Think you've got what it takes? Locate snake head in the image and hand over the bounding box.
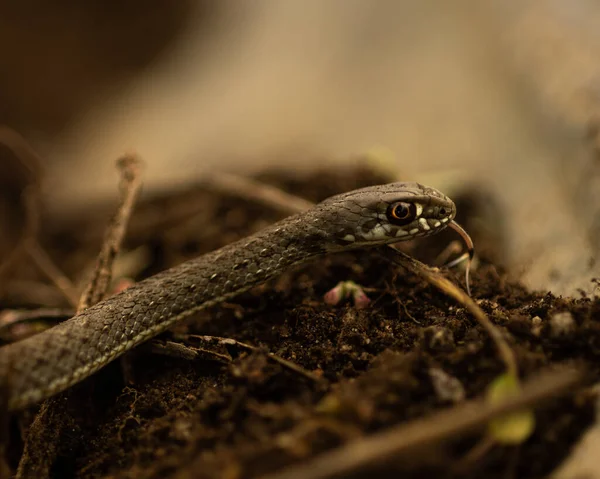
[320,182,456,250]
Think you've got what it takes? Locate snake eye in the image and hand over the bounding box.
[387,202,417,225]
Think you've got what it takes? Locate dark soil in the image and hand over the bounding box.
[3,167,599,478]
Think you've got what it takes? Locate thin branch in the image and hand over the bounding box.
[147,339,231,363]
[3,280,70,308]
[175,334,324,383]
[0,308,73,327]
[26,240,79,308]
[380,247,517,375]
[77,154,143,312]
[259,366,584,479]
[200,171,314,215]
[0,128,43,295]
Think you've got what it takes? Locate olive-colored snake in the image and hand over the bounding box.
[0,182,471,411]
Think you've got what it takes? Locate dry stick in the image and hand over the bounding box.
[10,165,79,310]
[0,127,41,178]
[0,128,42,295]
[0,188,39,288]
[77,154,143,312]
[176,334,324,383]
[260,366,584,479]
[148,339,231,362]
[380,247,518,375]
[72,171,315,246]
[201,171,315,215]
[148,337,324,383]
[3,280,71,308]
[26,240,79,308]
[0,308,73,337]
[0,129,72,344]
[0,180,75,309]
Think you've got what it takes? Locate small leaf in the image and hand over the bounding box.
[486,373,535,445]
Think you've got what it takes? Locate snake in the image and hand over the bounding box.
[0,182,472,411]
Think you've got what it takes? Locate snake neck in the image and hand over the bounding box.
[145,211,328,306]
[85,209,331,340]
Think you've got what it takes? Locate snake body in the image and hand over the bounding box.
[0,182,457,411]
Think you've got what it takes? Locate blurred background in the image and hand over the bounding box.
[1,0,600,296]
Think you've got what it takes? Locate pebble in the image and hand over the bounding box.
[429,368,465,403]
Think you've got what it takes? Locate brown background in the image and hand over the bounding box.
[1,1,599,295]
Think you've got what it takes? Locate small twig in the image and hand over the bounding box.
[26,240,79,308]
[0,127,42,178]
[380,247,517,376]
[0,308,73,337]
[398,298,420,325]
[0,125,42,258]
[67,171,315,246]
[259,366,584,479]
[454,435,496,473]
[77,154,143,312]
[200,171,314,215]
[175,334,324,383]
[0,187,41,291]
[3,280,70,308]
[0,128,42,292]
[147,339,232,363]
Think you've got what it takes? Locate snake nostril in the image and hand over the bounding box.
[440,208,447,216]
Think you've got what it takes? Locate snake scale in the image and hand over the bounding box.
[0,182,466,411]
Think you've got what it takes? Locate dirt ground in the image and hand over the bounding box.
[1,167,598,478]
